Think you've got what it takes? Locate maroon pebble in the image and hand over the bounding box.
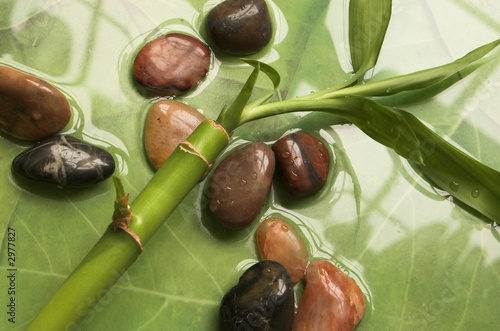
[208,142,275,230]
[272,132,330,197]
[133,33,210,96]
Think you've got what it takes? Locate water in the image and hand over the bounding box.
[2,1,499,330]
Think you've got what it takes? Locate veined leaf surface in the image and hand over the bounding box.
[0,1,499,330]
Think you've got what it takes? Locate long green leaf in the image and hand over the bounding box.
[349,0,392,78]
[320,39,500,99]
[398,110,500,223]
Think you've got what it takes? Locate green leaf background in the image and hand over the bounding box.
[1,0,499,330]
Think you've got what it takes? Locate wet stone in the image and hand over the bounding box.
[144,100,206,170]
[220,260,294,331]
[293,260,365,331]
[208,142,275,230]
[256,217,309,283]
[12,135,115,187]
[272,132,330,197]
[133,33,211,97]
[206,0,273,55]
[0,65,71,140]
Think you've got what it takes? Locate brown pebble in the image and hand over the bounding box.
[0,65,71,140]
[133,33,211,96]
[272,132,330,196]
[208,142,275,230]
[293,260,365,331]
[206,0,273,55]
[255,217,309,283]
[144,100,206,170]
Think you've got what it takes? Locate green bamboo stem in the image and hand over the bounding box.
[26,120,229,331]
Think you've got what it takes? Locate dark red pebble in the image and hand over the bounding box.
[206,0,273,55]
[272,132,330,197]
[133,33,210,97]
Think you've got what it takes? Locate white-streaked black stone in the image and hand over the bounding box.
[12,135,115,187]
[220,260,294,331]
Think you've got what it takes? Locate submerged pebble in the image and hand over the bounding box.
[208,142,275,230]
[272,132,330,196]
[12,135,115,187]
[293,260,365,331]
[144,100,206,170]
[0,65,71,140]
[255,217,308,283]
[133,33,211,96]
[220,260,294,331]
[206,0,273,55]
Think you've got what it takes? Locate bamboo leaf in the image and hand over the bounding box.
[243,59,281,109]
[322,39,500,99]
[349,0,392,78]
[216,63,260,131]
[398,110,500,223]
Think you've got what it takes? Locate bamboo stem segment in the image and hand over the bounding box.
[26,120,229,331]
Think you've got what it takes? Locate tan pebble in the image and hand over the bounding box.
[144,100,206,170]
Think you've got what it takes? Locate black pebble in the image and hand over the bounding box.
[12,135,115,187]
[220,260,294,331]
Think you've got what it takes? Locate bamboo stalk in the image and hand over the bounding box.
[25,120,229,331]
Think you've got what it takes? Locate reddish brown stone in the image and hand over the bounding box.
[144,100,206,170]
[208,142,275,230]
[255,217,308,283]
[133,33,210,96]
[272,132,330,196]
[0,65,71,140]
[293,260,365,331]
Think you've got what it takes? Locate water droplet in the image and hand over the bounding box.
[252,172,257,179]
[309,91,315,94]
[281,151,291,159]
[239,178,247,185]
[449,182,459,192]
[289,171,299,181]
[386,87,392,93]
[281,225,289,232]
[471,189,480,198]
[344,94,351,98]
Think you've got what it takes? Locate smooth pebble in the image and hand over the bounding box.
[0,65,71,140]
[12,135,115,187]
[144,100,206,170]
[133,33,210,96]
[206,0,273,55]
[272,132,330,196]
[208,142,275,229]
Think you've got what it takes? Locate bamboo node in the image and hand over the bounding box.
[111,193,143,251]
[179,141,211,168]
[209,119,230,142]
